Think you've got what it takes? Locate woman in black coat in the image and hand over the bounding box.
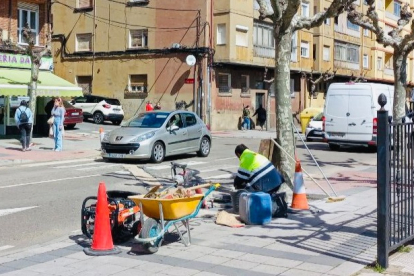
[253,105,267,131]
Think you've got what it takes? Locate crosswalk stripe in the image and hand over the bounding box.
[201,173,233,180]
[22,158,96,168]
[76,164,119,171]
[198,165,238,173]
[0,245,14,251]
[146,161,207,170]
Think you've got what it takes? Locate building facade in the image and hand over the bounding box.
[51,0,211,126]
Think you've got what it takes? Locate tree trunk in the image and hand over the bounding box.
[274,30,295,191]
[29,61,39,139]
[393,54,407,122]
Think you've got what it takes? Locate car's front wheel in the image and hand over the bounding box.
[197,136,211,157]
[150,141,165,163]
[93,112,104,124]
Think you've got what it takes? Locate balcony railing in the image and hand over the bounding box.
[253,45,274,58]
[334,60,360,70]
[385,11,399,21]
[384,68,394,76]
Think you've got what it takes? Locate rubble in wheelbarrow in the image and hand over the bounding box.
[143,183,213,200]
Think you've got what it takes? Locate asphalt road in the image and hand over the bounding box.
[0,121,377,255]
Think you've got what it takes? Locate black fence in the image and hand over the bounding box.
[377,94,414,268]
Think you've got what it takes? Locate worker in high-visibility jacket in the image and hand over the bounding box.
[233,144,284,193]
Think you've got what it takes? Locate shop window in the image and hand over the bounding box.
[17,3,39,45]
[129,29,148,49]
[76,76,92,95]
[76,33,92,52]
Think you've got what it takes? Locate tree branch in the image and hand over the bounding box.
[294,0,354,32]
[256,0,277,21]
[263,67,275,83]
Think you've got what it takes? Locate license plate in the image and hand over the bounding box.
[113,108,120,112]
[72,112,79,116]
[108,153,125,158]
[329,132,345,138]
[313,131,322,135]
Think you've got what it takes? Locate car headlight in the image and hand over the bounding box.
[131,131,156,143]
[102,133,110,142]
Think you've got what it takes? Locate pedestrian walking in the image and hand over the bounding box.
[154,102,161,110]
[14,100,33,152]
[253,104,267,131]
[146,101,154,111]
[242,105,251,130]
[51,97,65,152]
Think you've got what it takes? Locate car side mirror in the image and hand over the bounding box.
[168,125,179,132]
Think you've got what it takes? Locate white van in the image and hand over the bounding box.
[323,82,394,150]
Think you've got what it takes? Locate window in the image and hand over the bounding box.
[253,22,274,48]
[129,29,148,48]
[76,76,92,95]
[218,73,231,93]
[325,18,331,25]
[300,41,310,58]
[291,31,298,62]
[217,24,226,45]
[183,113,197,127]
[313,43,316,60]
[235,25,248,47]
[334,41,360,63]
[323,46,330,61]
[334,16,339,25]
[385,54,393,69]
[394,1,401,17]
[129,75,147,92]
[77,0,93,9]
[377,57,383,70]
[241,75,250,93]
[363,54,369,68]
[76,33,92,52]
[364,28,369,36]
[17,3,39,45]
[301,2,310,17]
[347,20,359,31]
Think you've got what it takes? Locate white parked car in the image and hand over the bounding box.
[305,112,324,142]
[71,95,124,125]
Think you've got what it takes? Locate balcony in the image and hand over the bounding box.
[384,68,394,76]
[334,60,360,70]
[253,45,274,58]
[385,11,399,21]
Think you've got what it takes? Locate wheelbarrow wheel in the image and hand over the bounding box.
[140,218,163,253]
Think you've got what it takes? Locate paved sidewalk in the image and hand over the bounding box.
[0,132,101,167]
[0,167,413,276]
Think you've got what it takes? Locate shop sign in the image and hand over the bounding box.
[0,52,53,71]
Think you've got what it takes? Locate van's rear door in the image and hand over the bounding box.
[325,89,349,139]
[346,89,374,141]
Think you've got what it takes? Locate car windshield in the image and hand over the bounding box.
[313,112,323,121]
[124,112,169,128]
[105,99,121,106]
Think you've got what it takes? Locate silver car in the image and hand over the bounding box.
[101,111,212,163]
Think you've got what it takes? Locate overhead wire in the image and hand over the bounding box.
[106,0,200,11]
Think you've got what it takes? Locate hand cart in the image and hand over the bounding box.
[128,183,220,253]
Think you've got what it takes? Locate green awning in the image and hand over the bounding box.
[0,68,83,97]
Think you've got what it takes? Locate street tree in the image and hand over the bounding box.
[20,23,51,138]
[348,0,413,122]
[256,0,354,188]
[303,69,337,99]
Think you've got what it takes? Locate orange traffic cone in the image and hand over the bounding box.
[290,159,309,211]
[99,127,105,142]
[84,182,121,256]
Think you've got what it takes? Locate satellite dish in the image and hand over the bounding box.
[186,55,196,66]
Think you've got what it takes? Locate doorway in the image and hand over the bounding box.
[255,93,265,110]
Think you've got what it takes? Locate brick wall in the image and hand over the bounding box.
[0,0,49,46]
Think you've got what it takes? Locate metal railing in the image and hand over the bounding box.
[377,94,414,268]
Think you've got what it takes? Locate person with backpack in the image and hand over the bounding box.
[242,105,251,130]
[14,100,33,152]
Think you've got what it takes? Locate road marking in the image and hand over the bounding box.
[76,164,118,171]
[21,158,96,168]
[54,162,109,169]
[146,161,206,170]
[198,165,238,173]
[0,245,14,251]
[214,157,237,161]
[0,174,101,189]
[204,173,233,180]
[0,206,38,217]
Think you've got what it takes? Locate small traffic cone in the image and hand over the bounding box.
[84,182,121,256]
[290,159,309,211]
[99,127,105,142]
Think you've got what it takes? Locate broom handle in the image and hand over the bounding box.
[186,183,212,191]
[291,123,339,197]
[271,138,332,197]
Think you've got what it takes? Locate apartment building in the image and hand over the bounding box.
[0,0,81,137]
[51,0,211,124]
